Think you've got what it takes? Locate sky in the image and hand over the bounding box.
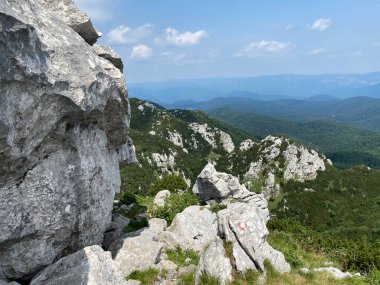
[75,0,380,83]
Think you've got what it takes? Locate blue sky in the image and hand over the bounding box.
[75,0,380,83]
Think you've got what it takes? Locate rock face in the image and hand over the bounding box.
[30,245,127,285]
[314,267,353,279]
[153,190,171,207]
[218,199,291,274]
[0,0,133,281]
[38,0,100,45]
[195,238,232,285]
[93,44,124,72]
[157,206,218,252]
[110,219,167,276]
[193,163,252,203]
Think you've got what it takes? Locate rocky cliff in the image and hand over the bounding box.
[0,0,134,282]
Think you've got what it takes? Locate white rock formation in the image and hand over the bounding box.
[0,0,134,281]
[153,190,171,207]
[151,152,176,172]
[167,131,184,148]
[239,139,257,151]
[218,200,291,274]
[262,171,281,200]
[93,44,124,72]
[38,0,100,45]
[195,238,233,285]
[284,145,326,181]
[109,219,167,276]
[157,206,218,252]
[189,123,235,153]
[193,163,252,203]
[244,160,263,180]
[314,267,353,279]
[30,246,127,285]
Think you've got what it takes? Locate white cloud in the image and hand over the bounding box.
[311,18,332,31]
[306,48,327,56]
[160,52,186,61]
[373,42,380,48]
[236,40,294,57]
[108,24,153,45]
[130,45,152,60]
[285,24,294,31]
[163,28,208,46]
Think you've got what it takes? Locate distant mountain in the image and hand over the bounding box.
[207,107,380,169]
[175,96,380,132]
[129,72,380,104]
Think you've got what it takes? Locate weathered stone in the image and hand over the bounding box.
[314,267,353,279]
[93,44,124,72]
[195,238,232,285]
[218,200,290,274]
[244,159,262,180]
[38,0,101,45]
[0,0,133,281]
[239,139,257,151]
[103,215,130,250]
[284,144,326,182]
[157,206,218,252]
[153,190,171,207]
[109,219,167,276]
[192,163,252,203]
[126,280,141,285]
[262,171,281,200]
[30,245,127,285]
[0,281,20,285]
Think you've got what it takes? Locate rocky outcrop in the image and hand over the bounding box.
[314,267,354,279]
[153,190,171,207]
[0,0,133,281]
[262,171,281,200]
[110,219,167,276]
[193,163,252,203]
[93,44,124,72]
[38,0,101,45]
[195,238,232,285]
[189,123,235,153]
[30,245,127,285]
[218,199,291,274]
[239,139,257,151]
[157,206,218,252]
[103,215,130,250]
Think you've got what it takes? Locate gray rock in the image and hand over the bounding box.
[155,260,178,272]
[195,238,232,285]
[38,0,100,45]
[299,267,310,274]
[314,267,353,279]
[178,264,197,275]
[192,163,252,203]
[93,44,124,72]
[218,200,290,274]
[158,206,218,252]
[244,160,263,180]
[153,190,171,207]
[126,280,141,285]
[103,215,130,250]
[30,245,127,285]
[0,281,21,285]
[0,0,133,281]
[262,171,281,200]
[109,219,167,276]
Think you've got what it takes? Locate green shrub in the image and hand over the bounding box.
[149,175,188,196]
[366,269,380,285]
[123,218,148,234]
[199,274,220,285]
[149,192,199,223]
[120,192,137,205]
[178,271,195,285]
[165,245,200,266]
[126,268,159,285]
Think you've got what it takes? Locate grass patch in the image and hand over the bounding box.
[199,274,220,285]
[165,245,200,266]
[126,268,159,285]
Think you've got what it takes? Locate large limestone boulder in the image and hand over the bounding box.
[218,198,290,274]
[157,206,218,252]
[193,163,252,203]
[30,245,127,285]
[0,0,133,281]
[109,219,167,276]
[153,190,171,207]
[195,238,232,285]
[38,0,101,45]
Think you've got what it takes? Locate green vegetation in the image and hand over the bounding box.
[178,271,196,285]
[126,268,159,285]
[148,192,199,224]
[209,108,380,169]
[149,174,188,196]
[198,274,220,285]
[165,245,200,266]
